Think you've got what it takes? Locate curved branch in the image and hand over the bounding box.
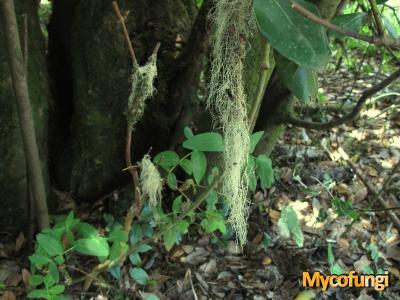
[291,0,400,49]
[284,68,400,130]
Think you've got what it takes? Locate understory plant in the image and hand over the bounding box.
[27,128,274,298]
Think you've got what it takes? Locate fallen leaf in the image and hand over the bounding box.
[15,232,24,252]
[2,290,16,300]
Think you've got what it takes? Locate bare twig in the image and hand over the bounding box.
[112,1,136,64]
[290,0,400,49]
[0,0,49,229]
[284,68,400,130]
[347,160,400,231]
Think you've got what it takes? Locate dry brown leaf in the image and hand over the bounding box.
[15,232,24,252]
[1,290,16,300]
[21,268,30,288]
[268,209,281,222]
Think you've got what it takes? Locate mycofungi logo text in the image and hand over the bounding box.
[303,271,389,291]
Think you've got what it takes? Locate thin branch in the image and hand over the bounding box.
[284,68,400,130]
[290,0,400,49]
[0,0,49,229]
[112,1,136,64]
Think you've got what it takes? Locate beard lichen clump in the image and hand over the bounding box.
[139,155,163,207]
[126,54,158,126]
[208,0,255,246]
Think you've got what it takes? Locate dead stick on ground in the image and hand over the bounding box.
[347,160,400,231]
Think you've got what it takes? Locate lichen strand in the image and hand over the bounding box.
[139,155,163,207]
[208,0,254,245]
[127,54,158,125]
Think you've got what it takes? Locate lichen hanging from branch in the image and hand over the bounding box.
[208,0,255,246]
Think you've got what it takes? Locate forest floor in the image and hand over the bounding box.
[1,52,400,300]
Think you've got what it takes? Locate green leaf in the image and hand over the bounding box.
[29,254,51,268]
[163,229,179,251]
[77,223,99,238]
[275,53,317,101]
[27,289,50,299]
[330,13,367,39]
[192,150,207,184]
[108,228,129,243]
[129,252,142,266]
[184,126,194,138]
[65,211,74,228]
[327,242,335,265]
[277,205,304,247]
[382,15,399,38]
[74,237,110,257]
[154,151,180,171]
[43,273,55,289]
[172,196,182,214]
[49,285,65,295]
[255,154,274,189]
[177,220,190,234]
[146,294,160,300]
[179,159,193,175]
[195,0,204,9]
[167,173,178,190]
[206,191,218,211]
[254,0,330,70]
[183,132,224,152]
[138,244,152,253]
[129,267,149,285]
[369,243,380,262]
[201,211,226,234]
[48,261,59,284]
[262,233,272,250]
[130,224,144,245]
[29,275,44,286]
[250,131,264,153]
[36,233,64,257]
[109,242,128,261]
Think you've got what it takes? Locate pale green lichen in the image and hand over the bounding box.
[208,0,255,246]
[126,54,158,125]
[139,155,163,207]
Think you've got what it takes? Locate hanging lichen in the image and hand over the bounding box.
[126,54,158,126]
[208,0,255,245]
[139,155,163,207]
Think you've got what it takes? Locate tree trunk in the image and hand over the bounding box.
[0,0,49,233]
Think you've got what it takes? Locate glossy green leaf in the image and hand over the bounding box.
[36,233,63,257]
[382,15,399,38]
[183,132,224,152]
[330,13,367,39]
[74,237,110,257]
[254,0,330,70]
[255,154,274,189]
[163,229,179,251]
[154,151,180,171]
[77,223,99,238]
[109,242,128,261]
[129,267,149,285]
[275,52,317,101]
[192,150,207,184]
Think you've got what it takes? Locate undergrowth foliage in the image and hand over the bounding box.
[208,0,255,245]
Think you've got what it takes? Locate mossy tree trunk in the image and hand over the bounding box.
[0,0,49,233]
